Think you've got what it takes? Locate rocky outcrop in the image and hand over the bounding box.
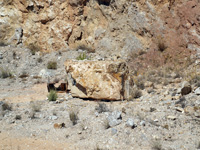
[0,0,199,60]
[65,60,128,100]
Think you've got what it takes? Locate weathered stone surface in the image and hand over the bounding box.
[65,60,128,100]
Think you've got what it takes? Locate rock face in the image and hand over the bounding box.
[65,60,128,100]
[0,0,200,60]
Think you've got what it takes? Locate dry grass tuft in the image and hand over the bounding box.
[69,110,79,125]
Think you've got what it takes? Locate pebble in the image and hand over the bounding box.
[49,115,58,120]
[167,116,176,120]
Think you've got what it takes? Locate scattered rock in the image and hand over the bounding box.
[126,118,137,128]
[49,115,58,120]
[175,107,184,113]
[111,128,117,135]
[181,81,192,95]
[107,111,122,127]
[140,120,146,126]
[167,116,176,120]
[195,87,200,95]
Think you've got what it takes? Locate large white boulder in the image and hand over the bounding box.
[65,60,129,100]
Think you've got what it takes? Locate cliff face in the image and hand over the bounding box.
[0,0,200,58]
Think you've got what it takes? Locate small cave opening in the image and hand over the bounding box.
[77,32,83,41]
[96,0,111,6]
[26,5,34,12]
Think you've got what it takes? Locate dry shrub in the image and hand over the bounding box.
[30,101,42,112]
[47,61,57,69]
[28,43,41,55]
[95,103,109,113]
[0,68,13,79]
[69,110,78,125]
[130,88,142,99]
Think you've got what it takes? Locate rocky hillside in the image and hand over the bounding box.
[0,0,200,59]
[1,0,200,150]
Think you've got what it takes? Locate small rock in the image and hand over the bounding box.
[154,119,159,122]
[175,107,184,113]
[95,112,99,117]
[49,115,58,120]
[107,111,122,127]
[194,112,200,118]
[111,128,117,135]
[144,81,153,88]
[167,116,176,120]
[0,53,3,59]
[177,88,181,94]
[181,81,192,95]
[171,72,177,79]
[184,106,195,115]
[126,118,135,128]
[195,87,200,95]
[54,123,65,129]
[140,120,146,126]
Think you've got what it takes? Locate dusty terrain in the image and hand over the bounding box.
[0,0,200,150]
[0,46,200,150]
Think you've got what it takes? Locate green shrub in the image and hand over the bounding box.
[48,90,58,101]
[76,52,87,60]
[69,111,78,125]
[76,52,91,60]
[47,61,57,69]
[0,68,13,79]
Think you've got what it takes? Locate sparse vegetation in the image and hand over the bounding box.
[47,90,58,101]
[0,68,13,79]
[1,102,12,111]
[30,102,42,112]
[37,57,43,63]
[29,111,36,119]
[28,43,41,55]
[76,52,88,60]
[69,110,78,125]
[130,88,142,99]
[0,102,12,117]
[47,61,57,69]
[95,103,109,113]
[15,115,21,120]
